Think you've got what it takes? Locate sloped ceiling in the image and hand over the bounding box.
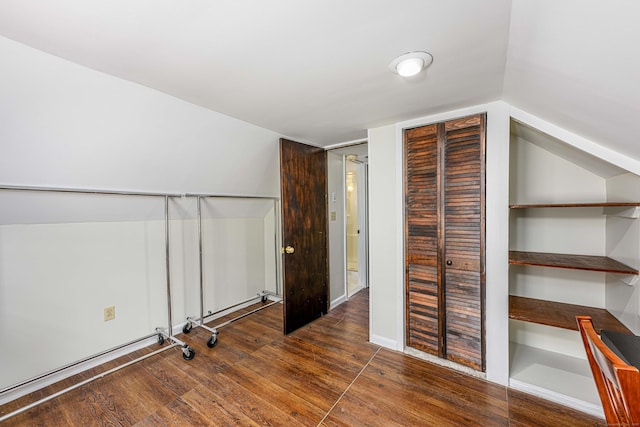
[504,0,640,163]
[0,0,638,160]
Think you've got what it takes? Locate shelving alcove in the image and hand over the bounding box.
[508,201,640,416]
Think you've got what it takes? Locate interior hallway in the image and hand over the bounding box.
[0,290,604,426]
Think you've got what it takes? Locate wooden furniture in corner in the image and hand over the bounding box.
[577,316,640,426]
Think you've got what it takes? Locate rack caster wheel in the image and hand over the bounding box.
[182,347,196,361]
[157,334,165,345]
[261,294,268,303]
[183,323,193,334]
[207,335,218,348]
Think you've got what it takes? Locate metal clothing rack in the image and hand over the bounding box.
[0,186,281,422]
[181,195,282,348]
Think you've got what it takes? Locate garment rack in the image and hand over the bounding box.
[181,195,282,348]
[0,185,281,422]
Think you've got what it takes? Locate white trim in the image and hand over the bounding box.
[510,107,640,176]
[370,334,398,350]
[396,103,494,131]
[324,138,368,151]
[394,122,406,352]
[405,347,486,379]
[484,100,511,386]
[509,378,604,419]
[342,154,349,301]
[366,128,375,344]
[330,294,347,310]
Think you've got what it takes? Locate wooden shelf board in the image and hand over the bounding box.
[509,250,638,275]
[509,295,631,334]
[509,202,640,209]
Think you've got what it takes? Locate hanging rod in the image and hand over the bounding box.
[184,193,279,200]
[0,185,182,198]
[0,185,279,201]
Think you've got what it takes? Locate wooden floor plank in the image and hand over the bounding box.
[507,388,604,427]
[221,363,326,425]
[1,289,605,427]
[201,371,308,426]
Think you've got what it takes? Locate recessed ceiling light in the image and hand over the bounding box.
[389,51,433,77]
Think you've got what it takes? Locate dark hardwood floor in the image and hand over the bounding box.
[1,289,605,426]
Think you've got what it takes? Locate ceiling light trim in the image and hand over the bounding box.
[389,51,433,77]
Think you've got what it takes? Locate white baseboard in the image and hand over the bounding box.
[404,347,486,380]
[330,294,347,310]
[370,334,397,350]
[509,378,604,419]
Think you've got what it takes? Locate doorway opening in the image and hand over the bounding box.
[328,142,369,304]
[345,154,368,298]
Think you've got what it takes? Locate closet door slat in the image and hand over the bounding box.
[443,115,485,371]
[405,124,440,356]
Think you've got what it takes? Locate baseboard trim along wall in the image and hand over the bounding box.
[370,334,397,350]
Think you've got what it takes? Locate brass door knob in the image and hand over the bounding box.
[284,245,295,254]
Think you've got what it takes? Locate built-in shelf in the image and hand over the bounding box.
[509,250,638,275]
[509,342,602,417]
[510,202,640,219]
[509,295,632,334]
[509,202,640,209]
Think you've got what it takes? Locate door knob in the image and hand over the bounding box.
[446,260,452,266]
[284,245,295,254]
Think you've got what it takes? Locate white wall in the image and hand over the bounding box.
[367,124,398,349]
[509,137,608,309]
[0,37,283,395]
[508,134,609,358]
[606,173,640,333]
[327,151,346,308]
[0,202,276,391]
[367,102,511,384]
[0,219,167,388]
[0,36,281,196]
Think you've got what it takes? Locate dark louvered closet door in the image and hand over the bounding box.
[442,115,485,370]
[405,113,485,371]
[405,124,440,356]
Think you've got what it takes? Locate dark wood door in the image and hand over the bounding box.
[442,115,485,371]
[404,114,485,371]
[279,138,329,334]
[405,124,440,356]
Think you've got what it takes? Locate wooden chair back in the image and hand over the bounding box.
[576,315,640,426]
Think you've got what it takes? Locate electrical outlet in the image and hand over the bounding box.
[104,306,115,322]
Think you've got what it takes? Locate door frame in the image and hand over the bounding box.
[326,142,369,304]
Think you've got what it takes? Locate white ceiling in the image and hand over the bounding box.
[0,0,638,160]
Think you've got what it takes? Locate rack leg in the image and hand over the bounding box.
[155,327,196,361]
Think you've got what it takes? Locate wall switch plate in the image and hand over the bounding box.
[104,306,115,321]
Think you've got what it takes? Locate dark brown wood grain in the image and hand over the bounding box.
[404,114,485,371]
[1,291,604,427]
[443,114,485,371]
[405,123,440,356]
[509,250,638,274]
[509,295,632,334]
[510,202,640,208]
[279,138,329,334]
